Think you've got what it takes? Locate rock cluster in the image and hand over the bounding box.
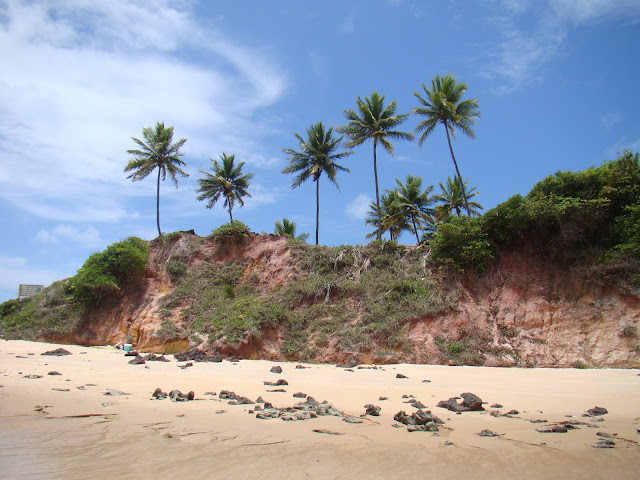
[256,396,342,421]
[152,388,194,401]
[437,392,484,412]
[393,410,444,432]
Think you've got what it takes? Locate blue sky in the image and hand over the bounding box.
[1,0,639,303]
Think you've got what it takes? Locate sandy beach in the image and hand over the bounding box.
[1,340,638,479]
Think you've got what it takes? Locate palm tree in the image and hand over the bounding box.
[413,74,480,215]
[196,153,254,223]
[436,176,483,217]
[394,175,435,244]
[274,218,310,241]
[364,190,407,241]
[282,122,352,245]
[124,122,188,237]
[338,92,414,241]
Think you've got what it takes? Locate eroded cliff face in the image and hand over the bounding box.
[44,234,640,367]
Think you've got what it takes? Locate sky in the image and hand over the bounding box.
[1,0,639,303]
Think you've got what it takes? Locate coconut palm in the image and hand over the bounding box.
[274,218,310,241]
[436,176,483,217]
[364,190,408,241]
[196,153,254,223]
[124,122,188,237]
[338,92,414,241]
[282,122,352,245]
[394,175,435,244]
[413,74,480,215]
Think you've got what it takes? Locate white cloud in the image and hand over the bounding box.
[600,113,624,130]
[35,224,102,247]
[346,193,372,220]
[484,0,640,93]
[0,0,288,224]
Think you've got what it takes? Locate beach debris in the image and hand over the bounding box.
[364,404,381,416]
[23,374,43,379]
[169,390,195,402]
[270,366,283,374]
[437,392,484,413]
[128,356,146,365]
[41,348,72,356]
[293,392,307,398]
[178,362,193,369]
[478,429,500,437]
[174,347,222,363]
[313,429,344,435]
[47,371,62,376]
[396,373,408,379]
[264,379,288,386]
[103,389,130,396]
[393,410,444,432]
[343,416,364,424]
[584,406,608,417]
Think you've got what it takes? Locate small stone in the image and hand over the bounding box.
[364,404,381,416]
[536,425,568,433]
[342,416,364,424]
[586,406,608,416]
[47,371,62,376]
[422,380,431,383]
[24,375,43,379]
[490,403,503,409]
[396,374,408,379]
[478,429,500,437]
[379,396,388,401]
[444,441,454,446]
[270,366,283,374]
[293,392,307,398]
[505,410,519,415]
[295,365,308,369]
[128,357,146,365]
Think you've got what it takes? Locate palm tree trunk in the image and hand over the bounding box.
[315,177,320,245]
[373,138,382,241]
[229,206,233,223]
[156,168,162,237]
[444,123,471,216]
[411,214,420,244]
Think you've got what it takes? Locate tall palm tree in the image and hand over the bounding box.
[338,92,414,241]
[274,218,310,241]
[124,122,188,237]
[436,176,483,217]
[394,175,435,244]
[413,74,480,215]
[196,153,254,223]
[364,190,407,241]
[282,122,352,245]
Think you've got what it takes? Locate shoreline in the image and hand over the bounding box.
[1,340,639,479]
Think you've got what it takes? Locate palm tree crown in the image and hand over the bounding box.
[436,176,483,218]
[282,122,352,245]
[413,74,479,215]
[124,121,188,237]
[364,190,407,242]
[196,153,254,223]
[394,175,435,244]
[338,92,414,241]
[274,218,310,241]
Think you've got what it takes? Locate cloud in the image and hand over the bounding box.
[0,0,288,224]
[484,0,640,93]
[35,224,102,247]
[600,113,624,130]
[346,193,372,220]
[606,137,640,158]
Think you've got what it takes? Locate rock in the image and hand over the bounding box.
[422,380,431,383]
[24,375,43,379]
[409,400,426,409]
[490,403,503,409]
[152,388,167,399]
[585,406,608,416]
[270,366,283,374]
[47,371,62,376]
[174,347,222,363]
[228,396,254,405]
[203,392,216,396]
[506,409,519,415]
[215,410,226,414]
[478,429,500,437]
[104,389,130,396]
[52,388,70,392]
[536,425,568,433]
[393,410,444,428]
[219,390,237,400]
[264,379,288,386]
[128,357,146,365]
[169,390,194,402]
[530,419,548,423]
[407,424,439,432]
[266,389,286,392]
[293,392,307,398]
[295,365,308,369]
[437,392,484,413]
[41,348,72,356]
[444,441,454,446]
[178,362,193,369]
[396,374,408,379]
[344,369,354,372]
[124,351,139,357]
[364,404,381,416]
[342,416,364,424]
[312,429,344,435]
[379,396,388,401]
[144,353,170,362]
[596,432,616,438]
[592,438,615,449]
[256,396,265,403]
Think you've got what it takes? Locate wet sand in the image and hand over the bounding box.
[1,340,639,479]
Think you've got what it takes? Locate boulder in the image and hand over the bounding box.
[364,404,381,416]
[41,348,72,356]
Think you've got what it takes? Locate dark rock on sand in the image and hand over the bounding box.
[124,351,139,357]
[293,392,307,398]
[313,429,344,435]
[24,375,43,379]
[144,353,170,362]
[266,389,287,392]
[409,400,426,409]
[394,410,444,430]
[47,371,62,376]
[585,406,608,416]
[343,416,364,424]
[478,429,500,437]
[295,365,308,369]
[128,356,146,365]
[152,388,167,399]
[174,347,222,363]
[219,390,237,400]
[41,348,72,356]
[407,424,439,432]
[264,379,288,386]
[396,373,408,379]
[379,396,388,401]
[437,393,484,413]
[536,425,568,433]
[256,396,265,403]
[364,404,381,416]
[270,366,283,374]
[228,396,255,405]
[490,403,503,409]
[169,390,195,402]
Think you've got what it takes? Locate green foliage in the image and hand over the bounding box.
[211,221,250,241]
[66,237,149,307]
[430,217,494,273]
[166,260,187,282]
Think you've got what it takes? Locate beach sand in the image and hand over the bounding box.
[1,340,638,479]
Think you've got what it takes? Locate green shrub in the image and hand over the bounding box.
[166,259,187,282]
[66,237,149,307]
[430,217,494,273]
[211,221,250,240]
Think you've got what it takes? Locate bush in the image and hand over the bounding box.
[66,237,149,307]
[211,221,250,241]
[430,217,494,273]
